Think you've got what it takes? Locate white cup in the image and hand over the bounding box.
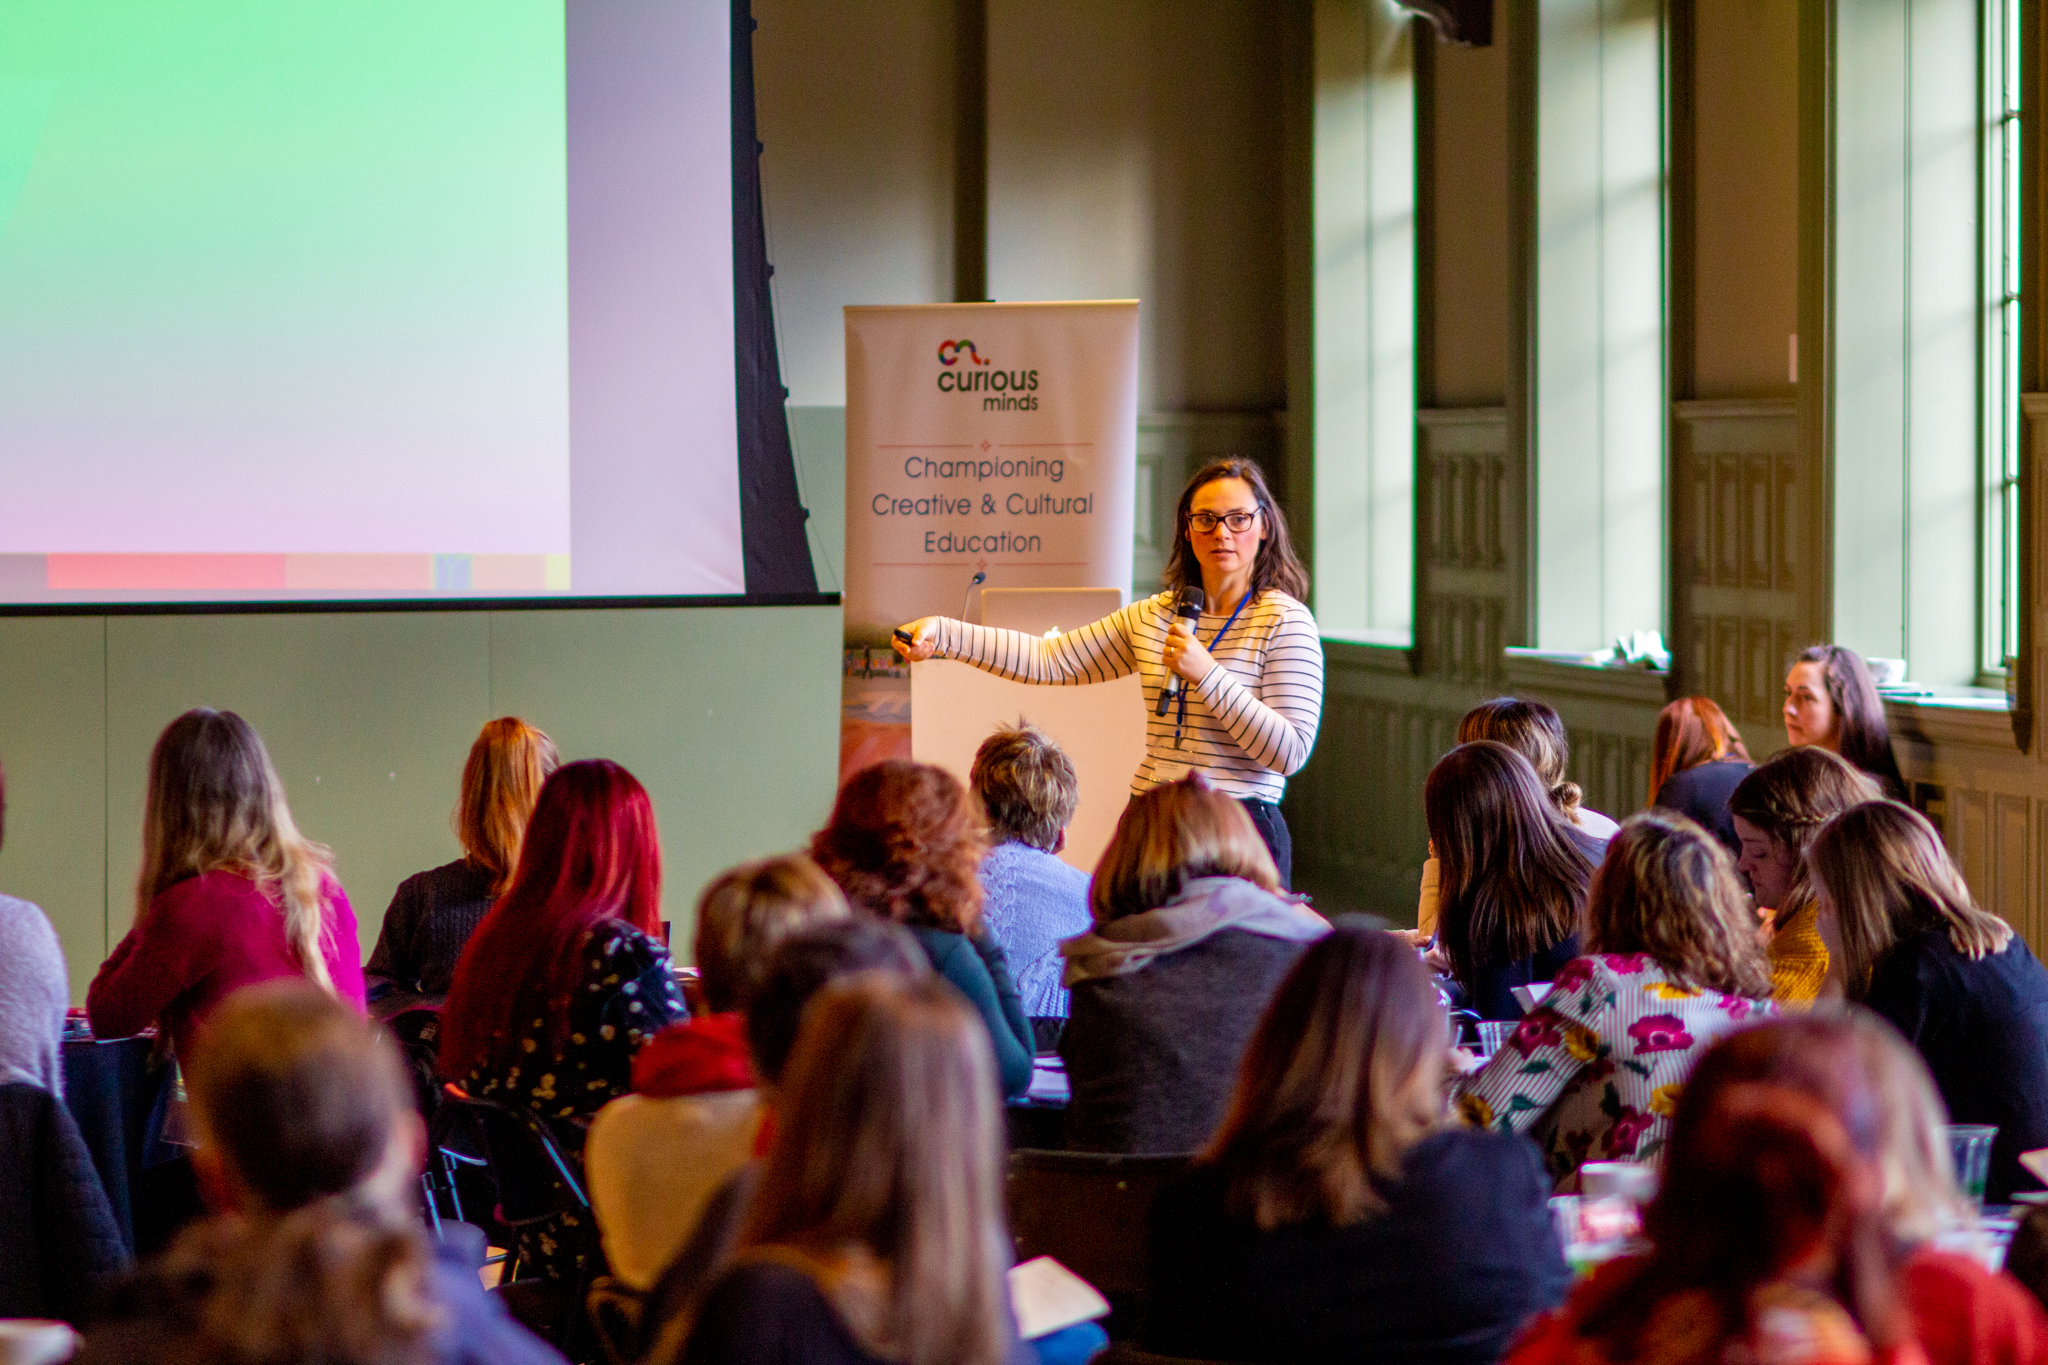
[0,1320,79,1365]
[1867,656,1908,686]
[1579,1160,1659,1206]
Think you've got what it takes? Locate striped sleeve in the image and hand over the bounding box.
[929,600,1146,686]
[1191,596,1324,776]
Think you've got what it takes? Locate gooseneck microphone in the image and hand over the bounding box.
[1155,586,1205,716]
[962,568,987,622]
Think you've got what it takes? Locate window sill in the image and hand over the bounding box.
[1880,687,2021,756]
[1501,648,1669,706]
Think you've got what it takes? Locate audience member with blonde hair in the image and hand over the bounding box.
[365,716,559,1010]
[1809,802,2048,1200]
[811,760,1035,1098]
[1058,776,1328,1153]
[586,855,849,1292]
[88,708,364,1061]
[1460,697,1618,840]
[1425,742,1597,1020]
[1728,747,1883,1007]
[77,979,563,1365]
[970,722,1091,1035]
[1648,696,1754,853]
[1145,925,1569,1363]
[1457,810,1774,1189]
[677,973,1028,1365]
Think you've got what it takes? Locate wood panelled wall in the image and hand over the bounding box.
[1287,409,1668,919]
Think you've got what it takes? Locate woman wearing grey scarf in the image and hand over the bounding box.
[1058,778,1328,1154]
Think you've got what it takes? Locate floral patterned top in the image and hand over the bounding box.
[465,919,689,1124]
[461,919,688,1283]
[1455,954,1771,1189]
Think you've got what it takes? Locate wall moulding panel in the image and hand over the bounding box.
[1670,398,1815,748]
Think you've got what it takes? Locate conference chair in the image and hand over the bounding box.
[1007,1148,1189,1339]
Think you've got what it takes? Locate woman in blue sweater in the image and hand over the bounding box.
[811,761,1035,1098]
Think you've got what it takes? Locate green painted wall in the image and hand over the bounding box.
[0,605,843,1002]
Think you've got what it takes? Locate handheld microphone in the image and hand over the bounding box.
[1155,587,1205,716]
[962,568,987,621]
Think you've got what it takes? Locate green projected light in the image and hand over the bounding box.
[0,0,570,560]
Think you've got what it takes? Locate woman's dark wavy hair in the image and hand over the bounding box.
[1795,644,1905,797]
[812,761,986,935]
[1425,741,1593,993]
[1162,457,1310,603]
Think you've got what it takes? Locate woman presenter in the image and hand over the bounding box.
[895,457,1324,887]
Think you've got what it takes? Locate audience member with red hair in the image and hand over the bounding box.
[1594,1014,2048,1365]
[1507,1027,1919,1365]
[439,758,688,1283]
[1649,696,1754,854]
[810,761,1035,1099]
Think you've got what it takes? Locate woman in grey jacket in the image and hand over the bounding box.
[1059,777,1328,1154]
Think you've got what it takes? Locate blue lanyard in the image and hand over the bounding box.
[1175,592,1251,747]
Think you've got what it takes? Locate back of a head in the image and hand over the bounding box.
[1585,810,1770,998]
[1204,923,1446,1230]
[743,973,1009,1365]
[1458,697,1580,816]
[1650,698,1750,801]
[140,707,335,993]
[1666,1013,1961,1246]
[1424,742,1591,988]
[1089,775,1278,924]
[693,854,851,1015]
[812,760,985,932]
[1797,645,1903,791]
[744,916,930,1087]
[1808,800,2010,998]
[188,979,412,1213]
[1578,1032,1904,1362]
[439,758,663,1079]
[146,981,438,1365]
[456,717,560,896]
[970,722,1080,852]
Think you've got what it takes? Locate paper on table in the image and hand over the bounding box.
[1511,982,1553,1013]
[1008,1255,1110,1339]
[2018,1148,2048,1189]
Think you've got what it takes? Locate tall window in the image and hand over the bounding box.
[1313,0,1415,643]
[1983,0,2022,677]
[1531,0,1668,651]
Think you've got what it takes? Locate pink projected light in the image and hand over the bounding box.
[48,555,288,591]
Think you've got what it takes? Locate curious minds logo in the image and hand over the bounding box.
[936,338,1039,409]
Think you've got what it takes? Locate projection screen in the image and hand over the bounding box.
[0,0,812,605]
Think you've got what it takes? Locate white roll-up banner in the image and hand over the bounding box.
[840,301,1140,780]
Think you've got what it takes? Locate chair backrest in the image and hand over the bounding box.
[1006,1149,1189,1299]
[435,1083,588,1227]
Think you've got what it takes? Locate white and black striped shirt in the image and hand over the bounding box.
[931,590,1325,802]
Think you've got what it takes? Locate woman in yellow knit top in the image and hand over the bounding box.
[1726,748,1880,1007]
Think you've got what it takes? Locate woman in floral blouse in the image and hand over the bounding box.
[1456,810,1774,1188]
[440,759,689,1283]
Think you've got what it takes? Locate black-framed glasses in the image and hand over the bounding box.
[1187,508,1261,535]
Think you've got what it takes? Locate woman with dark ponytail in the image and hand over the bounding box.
[76,979,563,1365]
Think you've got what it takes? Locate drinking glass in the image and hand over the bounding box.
[1948,1124,1999,1209]
[1475,1020,1515,1058]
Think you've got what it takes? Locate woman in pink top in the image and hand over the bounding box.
[88,709,363,1061]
